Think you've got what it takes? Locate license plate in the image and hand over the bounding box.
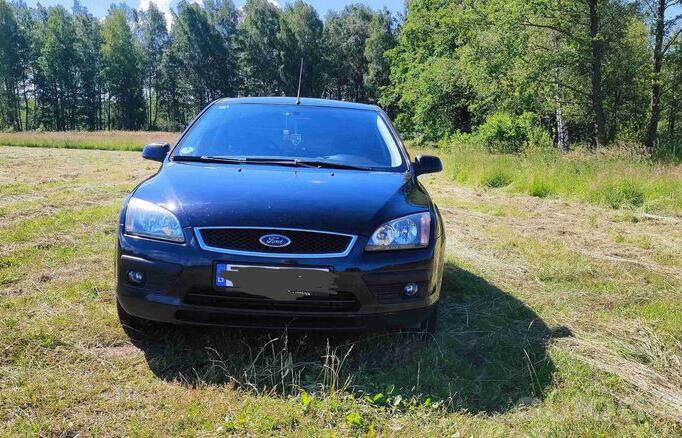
[214,264,337,300]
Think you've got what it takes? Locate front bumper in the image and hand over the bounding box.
[116,228,444,330]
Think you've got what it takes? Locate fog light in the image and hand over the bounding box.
[403,282,419,297]
[127,270,145,284]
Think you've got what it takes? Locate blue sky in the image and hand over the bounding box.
[22,1,681,23]
[23,0,406,18]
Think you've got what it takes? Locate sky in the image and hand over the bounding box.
[23,0,407,19]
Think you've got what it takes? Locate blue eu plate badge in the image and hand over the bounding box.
[215,263,234,288]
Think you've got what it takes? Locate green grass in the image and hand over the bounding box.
[3,131,681,214]
[429,143,682,215]
[0,131,178,151]
[1,145,681,435]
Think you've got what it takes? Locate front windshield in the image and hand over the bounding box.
[173,103,404,169]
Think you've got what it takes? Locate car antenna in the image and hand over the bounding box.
[295,58,303,105]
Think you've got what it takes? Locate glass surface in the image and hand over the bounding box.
[174,103,404,169]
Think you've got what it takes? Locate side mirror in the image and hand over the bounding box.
[142,143,170,162]
[413,155,442,176]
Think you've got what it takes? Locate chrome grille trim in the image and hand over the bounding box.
[194,226,357,258]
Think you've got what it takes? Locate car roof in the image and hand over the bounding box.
[215,97,382,112]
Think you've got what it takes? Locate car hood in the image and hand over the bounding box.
[132,161,431,236]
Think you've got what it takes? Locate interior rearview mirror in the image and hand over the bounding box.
[414,155,442,176]
[142,143,170,162]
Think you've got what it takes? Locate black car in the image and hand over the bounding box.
[116,97,445,333]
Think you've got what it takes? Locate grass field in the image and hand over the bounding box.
[0,131,179,151]
[0,143,680,436]
[2,130,680,215]
[430,144,682,215]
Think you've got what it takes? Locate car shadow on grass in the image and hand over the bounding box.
[129,262,566,414]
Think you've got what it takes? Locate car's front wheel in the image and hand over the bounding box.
[117,299,155,338]
[420,304,439,335]
[403,303,439,338]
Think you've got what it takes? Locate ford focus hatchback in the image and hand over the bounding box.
[116,97,445,333]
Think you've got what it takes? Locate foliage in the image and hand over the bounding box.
[0,0,395,132]
[384,0,678,153]
[238,0,282,96]
[0,0,29,130]
[35,6,79,130]
[101,8,145,130]
[472,113,553,153]
[139,2,168,129]
[278,1,324,96]
[166,3,235,110]
[322,4,395,103]
[0,0,679,153]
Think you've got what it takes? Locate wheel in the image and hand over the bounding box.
[419,303,439,335]
[402,303,439,339]
[117,299,155,338]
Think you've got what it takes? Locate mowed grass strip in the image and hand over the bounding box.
[0,146,157,227]
[1,146,681,435]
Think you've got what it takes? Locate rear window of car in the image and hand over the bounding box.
[173,103,404,169]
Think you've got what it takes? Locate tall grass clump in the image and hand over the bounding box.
[413,138,682,215]
[0,131,179,151]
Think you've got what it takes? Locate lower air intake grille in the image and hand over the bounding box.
[184,290,360,312]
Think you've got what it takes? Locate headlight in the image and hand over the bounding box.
[365,212,431,251]
[124,197,185,243]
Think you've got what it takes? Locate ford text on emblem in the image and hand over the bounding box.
[259,234,292,248]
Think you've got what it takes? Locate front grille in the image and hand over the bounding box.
[184,289,360,312]
[198,228,354,255]
[367,281,428,304]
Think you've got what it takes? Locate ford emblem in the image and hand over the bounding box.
[259,234,292,248]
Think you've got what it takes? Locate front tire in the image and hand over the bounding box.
[420,304,439,334]
[117,299,155,338]
[403,303,439,339]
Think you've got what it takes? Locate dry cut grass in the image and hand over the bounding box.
[0,146,681,436]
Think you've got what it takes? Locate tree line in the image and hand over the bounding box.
[0,0,680,154]
[0,0,394,132]
[384,0,681,154]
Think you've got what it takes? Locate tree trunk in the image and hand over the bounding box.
[14,83,22,131]
[587,0,607,148]
[643,0,666,154]
[669,74,678,137]
[147,74,153,129]
[553,33,570,152]
[153,90,159,129]
[23,87,29,131]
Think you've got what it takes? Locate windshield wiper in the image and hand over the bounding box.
[172,155,318,168]
[243,157,371,170]
[172,155,371,171]
[240,157,316,168]
[172,155,246,164]
[293,160,372,171]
